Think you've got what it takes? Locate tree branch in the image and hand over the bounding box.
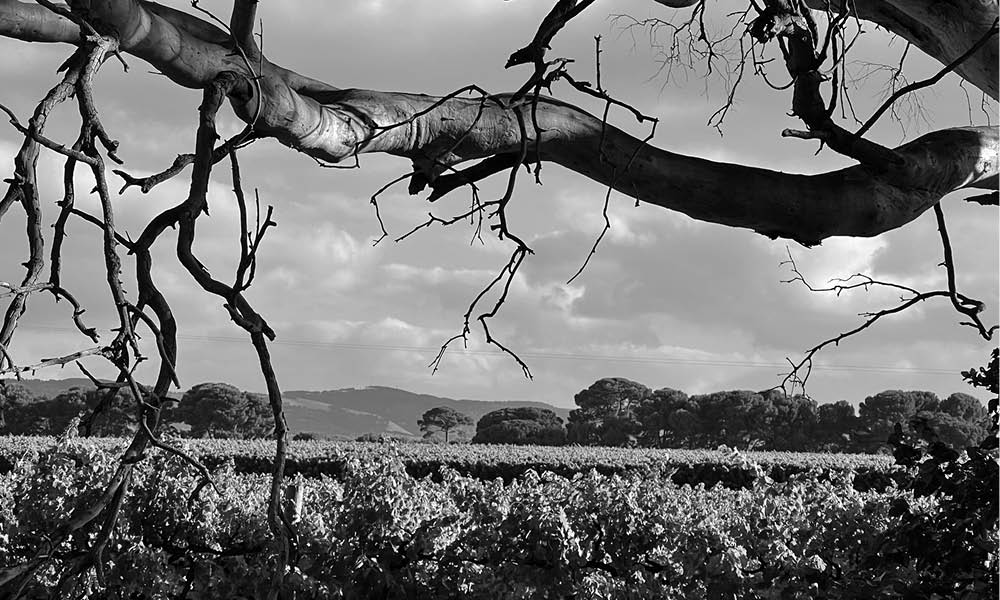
[229,0,259,56]
[856,19,999,139]
[0,0,994,249]
[932,203,997,340]
[800,0,998,99]
[780,244,997,392]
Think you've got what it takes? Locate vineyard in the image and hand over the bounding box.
[0,436,897,490]
[1,436,995,598]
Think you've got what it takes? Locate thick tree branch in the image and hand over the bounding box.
[0,0,79,43]
[0,0,995,249]
[228,0,258,56]
[248,85,997,246]
[800,0,999,99]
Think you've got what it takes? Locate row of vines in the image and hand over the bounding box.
[0,436,896,490]
[1,435,994,599]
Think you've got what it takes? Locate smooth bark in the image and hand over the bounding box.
[0,0,996,246]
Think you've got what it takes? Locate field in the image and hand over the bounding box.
[0,435,897,489]
[3,435,990,598]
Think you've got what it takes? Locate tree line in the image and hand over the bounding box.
[0,382,270,439]
[1,378,988,453]
[419,378,990,453]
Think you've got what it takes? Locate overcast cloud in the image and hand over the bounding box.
[1,0,996,409]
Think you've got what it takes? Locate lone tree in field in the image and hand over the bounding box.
[472,406,567,446]
[417,406,474,443]
[0,0,996,596]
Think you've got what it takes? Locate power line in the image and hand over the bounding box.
[21,324,965,376]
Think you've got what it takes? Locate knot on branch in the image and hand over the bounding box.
[748,8,784,44]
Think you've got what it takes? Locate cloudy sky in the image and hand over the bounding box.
[0,0,996,409]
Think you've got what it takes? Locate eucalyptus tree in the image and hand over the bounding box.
[0,0,996,596]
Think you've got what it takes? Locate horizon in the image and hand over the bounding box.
[3,374,989,410]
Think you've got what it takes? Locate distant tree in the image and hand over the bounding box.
[567,378,650,446]
[911,411,989,450]
[41,388,90,436]
[742,393,781,448]
[858,349,1000,597]
[637,388,825,450]
[940,392,987,422]
[0,382,42,434]
[759,391,820,451]
[635,388,697,448]
[858,390,941,450]
[78,387,142,437]
[417,406,474,443]
[179,383,272,439]
[475,407,563,432]
[0,383,160,436]
[2,382,170,437]
[472,407,565,446]
[816,400,859,452]
[292,432,318,441]
[687,390,771,448]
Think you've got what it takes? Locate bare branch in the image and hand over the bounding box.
[779,239,996,392]
[0,49,83,371]
[856,19,999,139]
[113,129,256,194]
[506,0,597,69]
[932,203,996,340]
[0,346,105,376]
[965,191,998,206]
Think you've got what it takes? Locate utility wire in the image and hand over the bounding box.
[21,324,964,376]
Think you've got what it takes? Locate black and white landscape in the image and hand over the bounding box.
[0,0,996,598]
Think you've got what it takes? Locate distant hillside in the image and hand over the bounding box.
[2,379,569,440]
[281,386,570,440]
[4,377,183,400]
[3,377,98,399]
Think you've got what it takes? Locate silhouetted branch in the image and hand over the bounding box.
[965,191,998,206]
[780,239,996,393]
[856,19,998,139]
[112,130,256,194]
[933,203,997,340]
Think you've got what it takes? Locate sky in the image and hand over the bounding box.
[0,0,997,409]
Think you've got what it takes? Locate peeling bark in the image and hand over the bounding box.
[0,0,996,247]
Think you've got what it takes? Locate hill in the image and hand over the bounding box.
[1,379,569,440]
[282,386,569,439]
[3,377,99,400]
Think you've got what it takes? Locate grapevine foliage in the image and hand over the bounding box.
[0,438,947,599]
[843,349,999,598]
[0,437,896,489]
